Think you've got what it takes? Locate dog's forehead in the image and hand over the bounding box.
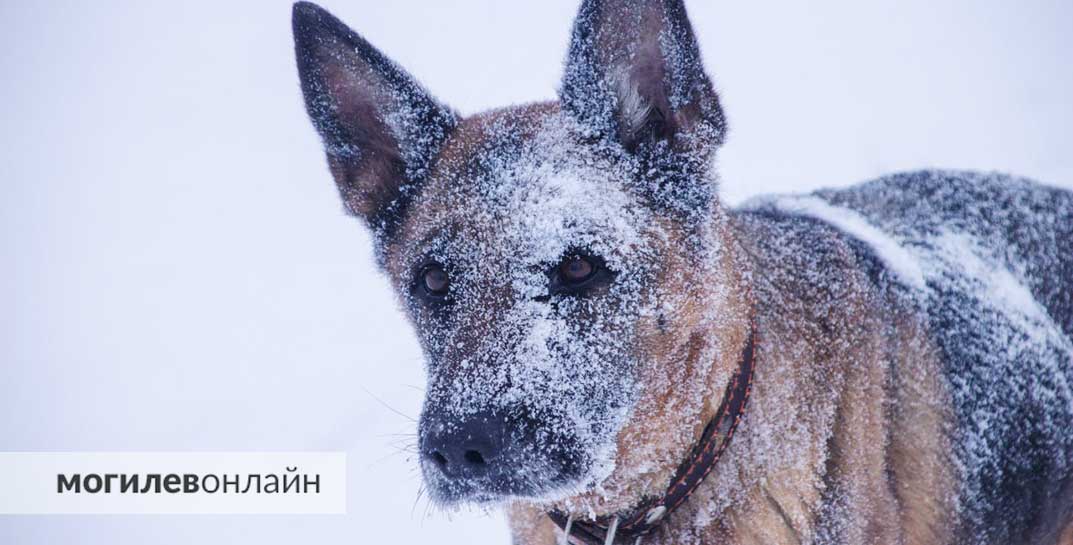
[397,104,660,270]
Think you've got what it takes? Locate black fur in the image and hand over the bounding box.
[817,171,1073,544]
[560,0,727,220]
[560,0,726,151]
[292,2,457,244]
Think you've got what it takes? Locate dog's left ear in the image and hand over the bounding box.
[560,0,726,157]
[293,2,457,233]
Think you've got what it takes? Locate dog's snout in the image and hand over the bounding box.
[422,410,508,481]
[419,407,586,501]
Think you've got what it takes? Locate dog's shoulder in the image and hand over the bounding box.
[735,169,1073,543]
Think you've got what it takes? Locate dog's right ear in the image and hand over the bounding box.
[293,2,457,232]
[559,0,725,156]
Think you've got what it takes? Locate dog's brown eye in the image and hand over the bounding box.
[422,264,449,296]
[545,252,612,299]
[559,255,595,284]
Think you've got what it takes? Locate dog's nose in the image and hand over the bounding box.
[419,406,588,501]
[422,410,509,481]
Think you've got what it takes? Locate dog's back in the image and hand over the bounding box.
[746,170,1073,543]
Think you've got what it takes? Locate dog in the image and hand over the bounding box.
[291,1,1073,543]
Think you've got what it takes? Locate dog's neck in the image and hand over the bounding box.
[549,325,758,544]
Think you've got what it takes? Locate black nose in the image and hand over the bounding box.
[422,410,507,481]
[419,407,587,501]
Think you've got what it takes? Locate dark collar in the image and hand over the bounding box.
[548,324,758,545]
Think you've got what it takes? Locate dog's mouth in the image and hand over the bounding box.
[421,454,586,506]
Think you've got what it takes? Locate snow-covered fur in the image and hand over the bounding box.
[736,173,1073,544]
[292,1,1073,544]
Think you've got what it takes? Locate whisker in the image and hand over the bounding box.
[411,483,425,518]
[360,386,417,422]
[422,494,434,522]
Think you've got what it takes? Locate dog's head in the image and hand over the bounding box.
[294,0,738,507]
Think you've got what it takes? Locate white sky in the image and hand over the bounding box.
[2,1,1071,543]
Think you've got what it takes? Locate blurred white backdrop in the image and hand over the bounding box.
[1,0,1070,543]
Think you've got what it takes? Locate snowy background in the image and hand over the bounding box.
[1,0,1071,543]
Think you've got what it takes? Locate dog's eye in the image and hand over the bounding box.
[540,252,613,300]
[559,255,596,285]
[546,253,612,299]
[420,263,450,297]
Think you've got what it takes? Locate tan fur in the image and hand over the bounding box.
[543,213,752,518]
[1059,520,1073,545]
[384,103,559,284]
[506,202,957,545]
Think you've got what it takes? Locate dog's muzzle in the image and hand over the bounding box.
[419,408,584,502]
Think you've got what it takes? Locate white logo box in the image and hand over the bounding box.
[0,452,346,514]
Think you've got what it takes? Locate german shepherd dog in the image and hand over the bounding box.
[292,1,1073,543]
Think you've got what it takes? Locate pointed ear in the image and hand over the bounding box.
[293,2,457,232]
[560,0,725,155]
